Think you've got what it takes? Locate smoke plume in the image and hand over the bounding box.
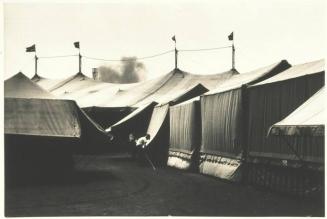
[97,56,146,83]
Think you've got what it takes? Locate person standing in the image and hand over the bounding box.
[127,133,137,158]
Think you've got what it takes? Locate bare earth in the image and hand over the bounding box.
[5,154,324,216]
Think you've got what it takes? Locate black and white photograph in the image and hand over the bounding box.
[3,0,325,217]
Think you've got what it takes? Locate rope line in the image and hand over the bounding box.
[83,49,174,62]
[179,45,231,52]
[39,54,78,59]
[35,45,231,61]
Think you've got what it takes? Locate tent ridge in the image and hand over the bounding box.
[130,71,175,106]
[49,72,88,92]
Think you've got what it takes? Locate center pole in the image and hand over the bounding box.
[34,54,38,77]
[79,51,82,73]
[74,41,81,73]
[172,35,178,69]
[232,42,235,71]
[228,32,236,71]
[175,43,178,69]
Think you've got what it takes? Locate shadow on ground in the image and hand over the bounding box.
[5,154,325,217]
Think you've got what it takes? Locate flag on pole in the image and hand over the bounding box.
[172,35,176,42]
[74,41,80,49]
[26,44,36,52]
[228,32,234,41]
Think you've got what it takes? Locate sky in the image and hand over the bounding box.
[3,0,326,80]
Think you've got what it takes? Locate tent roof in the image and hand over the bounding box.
[5,72,55,99]
[171,96,200,107]
[100,72,173,107]
[103,68,236,108]
[5,98,81,137]
[253,59,324,87]
[72,86,120,108]
[5,72,109,139]
[31,74,64,91]
[45,72,137,107]
[68,82,136,108]
[154,83,209,106]
[37,68,236,108]
[205,60,291,95]
[49,72,105,94]
[108,101,158,131]
[268,87,325,136]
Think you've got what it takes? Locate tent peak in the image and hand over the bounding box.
[230,68,239,74]
[7,71,27,81]
[5,71,55,99]
[173,68,184,74]
[31,73,41,81]
[76,71,85,76]
[75,71,90,80]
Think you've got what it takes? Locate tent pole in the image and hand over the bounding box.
[175,44,178,69]
[34,54,38,77]
[79,52,82,73]
[232,41,235,71]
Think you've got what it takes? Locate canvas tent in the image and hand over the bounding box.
[39,72,139,128]
[5,73,78,183]
[7,72,56,99]
[105,68,236,154]
[72,69,173,131]
[31,74,64,91]
[5,73,82,138]
[48,72,136,100]
[31,72,113,152]
[245,59,324,196]
[167,97,201,170]
[5,98,81,137]
[132,72,231,107]
[131,68,238,165]
[268,87,325,137]
[265,87,325,196]
[108,101,158,151]
[38,68,236,130]
[199,60,291,181]
[84,68,230,128]
[5,73,111,184]
[109,83,209,158]
[32,72,123,107]
[89,71,175,108]
[247,59,324,164]
[106,68,236,108]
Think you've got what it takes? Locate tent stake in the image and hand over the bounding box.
[144,152,156,171]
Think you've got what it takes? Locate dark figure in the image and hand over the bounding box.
[134,134,151,163]
[127,133,137,158]
[136,134,150,149]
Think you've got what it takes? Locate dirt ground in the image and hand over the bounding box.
[5,154,324,216]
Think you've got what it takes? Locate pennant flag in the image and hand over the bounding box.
[172,35,176,42]
[26,44,36,52]
[228,32,233,41]
[74,41,80,49]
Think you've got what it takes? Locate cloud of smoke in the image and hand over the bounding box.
[97,56,146,83]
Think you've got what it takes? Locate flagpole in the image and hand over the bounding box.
[232,32,235,71]
[78,46,82,73]
[174,37,178,69]
[232,41,235,70]
[35,53,38,77]
[175,44,178,69]
[34,46,38,77]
